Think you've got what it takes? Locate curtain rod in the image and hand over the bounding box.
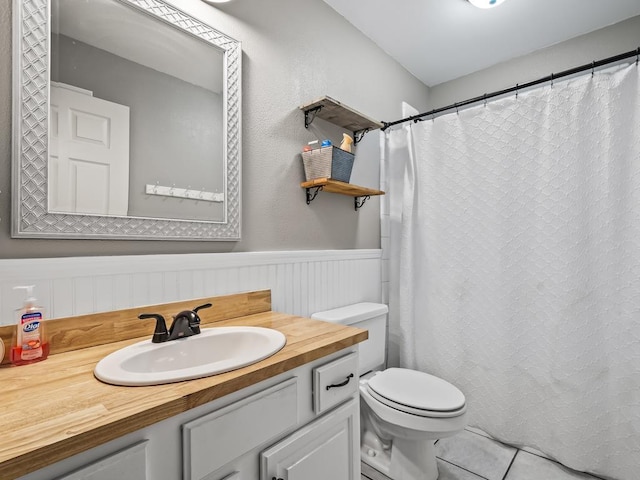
[381,47,640,131]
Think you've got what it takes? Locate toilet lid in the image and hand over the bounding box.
[367,368,466,413]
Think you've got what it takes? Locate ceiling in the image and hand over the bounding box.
[322,0,640,87]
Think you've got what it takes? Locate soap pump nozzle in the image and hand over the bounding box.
[14,285,36,308]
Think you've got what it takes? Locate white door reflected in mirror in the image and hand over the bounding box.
[49,83,130,216]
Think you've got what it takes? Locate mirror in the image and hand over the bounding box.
[12,0,242,240]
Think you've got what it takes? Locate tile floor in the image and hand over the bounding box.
[361,428,607,480]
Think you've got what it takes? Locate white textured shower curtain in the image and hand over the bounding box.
[384,64,640,480]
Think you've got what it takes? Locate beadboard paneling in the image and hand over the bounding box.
[0,290,273,359]
[0,250,382,325]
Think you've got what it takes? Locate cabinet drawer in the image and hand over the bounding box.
[313,352,358,414]
[183,377,298,480]
[56,441,147,480]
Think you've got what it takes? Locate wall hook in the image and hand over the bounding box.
[145,184,224,203]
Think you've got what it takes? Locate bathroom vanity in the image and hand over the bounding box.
[0,291,367,480]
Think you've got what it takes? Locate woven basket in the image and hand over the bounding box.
[301,146,355,183]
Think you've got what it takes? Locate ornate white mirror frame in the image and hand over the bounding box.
[12,0,242,240]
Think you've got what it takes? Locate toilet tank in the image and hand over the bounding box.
[312,303,388,376]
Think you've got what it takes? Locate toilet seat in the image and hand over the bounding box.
[359,382,468,436]
[366,368,466,418]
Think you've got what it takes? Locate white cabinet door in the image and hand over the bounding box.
[183,378,299,480]
[260,398,359,480]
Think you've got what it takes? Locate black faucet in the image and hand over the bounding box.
[139,303,213,343]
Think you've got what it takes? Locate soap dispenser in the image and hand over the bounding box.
[11,285,49,366]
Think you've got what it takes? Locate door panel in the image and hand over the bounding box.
[49,84,130,216]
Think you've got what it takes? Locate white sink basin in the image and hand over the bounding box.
[94,326,286,386]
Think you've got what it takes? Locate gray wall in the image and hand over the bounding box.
[0,0,429,258]
[428,15,640,111]
[4,1,639,259]
[52,34,225,222]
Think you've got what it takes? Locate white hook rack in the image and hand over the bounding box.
[145,184,223,203]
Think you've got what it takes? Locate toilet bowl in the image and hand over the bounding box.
[360,368,467,479]
[312,303,467,480]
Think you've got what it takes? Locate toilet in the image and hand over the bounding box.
[312,303,467,480]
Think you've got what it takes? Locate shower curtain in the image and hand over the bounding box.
[383,64,640,480]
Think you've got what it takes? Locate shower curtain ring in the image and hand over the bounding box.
[483,94,487,107]
[592,61,595,77]
[550,73,554,88]
[515,84,519,99]
[455,102,459,114]
[636,47,639,66]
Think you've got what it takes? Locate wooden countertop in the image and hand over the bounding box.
[0,310,367,479]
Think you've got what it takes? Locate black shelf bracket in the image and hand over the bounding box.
[305,186,323,205]
[304,105,323,129]
[354,195,371,211]
[353,128,371,145]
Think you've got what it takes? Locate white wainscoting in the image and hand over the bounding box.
[0,250,382,325]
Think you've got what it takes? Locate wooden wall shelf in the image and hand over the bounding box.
[300,96,383,144]
[300,178,385,211]
[298,97,384,210]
